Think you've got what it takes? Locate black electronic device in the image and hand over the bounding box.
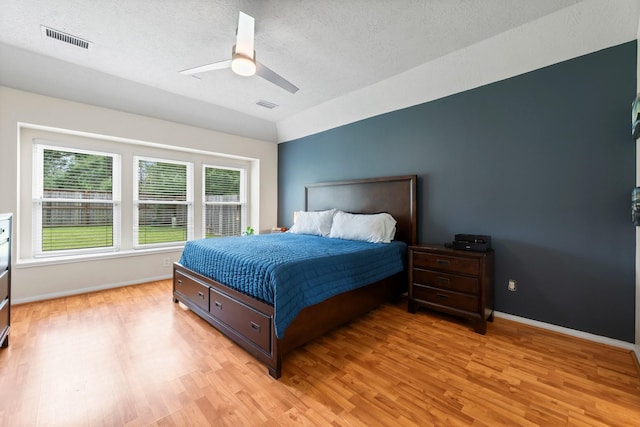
[451,234,491,252]
[632,187,640,226]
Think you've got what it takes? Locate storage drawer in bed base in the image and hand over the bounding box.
[174,270,209,312]
[172,264,279,377]
[209,287,272,353]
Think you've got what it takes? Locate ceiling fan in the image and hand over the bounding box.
[179,11,299,94]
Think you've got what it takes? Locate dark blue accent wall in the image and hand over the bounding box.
[278,41,637,342]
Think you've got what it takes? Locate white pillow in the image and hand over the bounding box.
[329,211,397,243]
[288,209,336,237]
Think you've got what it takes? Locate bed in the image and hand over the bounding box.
[172,175,417,378]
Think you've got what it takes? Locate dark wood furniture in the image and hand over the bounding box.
[0,213,12,348]
[408,244,494,334]
[173,175,417,378]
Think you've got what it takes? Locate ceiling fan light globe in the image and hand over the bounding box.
[231,54,256,77]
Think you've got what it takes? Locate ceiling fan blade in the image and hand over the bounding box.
[235,11,255,58]
[179,60,232,75]
[256,62,299,94]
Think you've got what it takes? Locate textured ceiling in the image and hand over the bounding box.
[0,0,614,142]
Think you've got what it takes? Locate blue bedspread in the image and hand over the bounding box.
[179,233,406,338]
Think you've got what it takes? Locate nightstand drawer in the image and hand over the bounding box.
[412,283,478,313]
[174,271,209,311]
[412,252,479,275]
[412,268,478,294]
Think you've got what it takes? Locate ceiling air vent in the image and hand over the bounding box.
[256,100,278,109]
[41,25,92,50]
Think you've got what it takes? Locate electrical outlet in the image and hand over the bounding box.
[508,279,517,292]
[163,257,171,267]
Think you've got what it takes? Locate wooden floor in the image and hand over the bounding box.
[0,280,639,426]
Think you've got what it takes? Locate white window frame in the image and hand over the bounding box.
[133,156,194,249]
[32,143,121,257]
[202,165,247,238]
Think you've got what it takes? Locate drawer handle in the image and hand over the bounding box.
[436,259,450,266]
[436,293,449,300]
[250,321,261,332]
[198,291,205,299]
[177,279,183,286]
[436,276,450,284]
[214,301,222,310]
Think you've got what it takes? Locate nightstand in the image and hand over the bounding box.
[408,244,494,334]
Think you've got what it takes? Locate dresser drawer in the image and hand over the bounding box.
[0,219,9,243]
[412,283,479,313]
[209,287,271,353]
[0,297,8,333]
[412,268,478,294]
[0,240,8,272]
[412,251,479,275]
[174,271,209,311]
[0,270,7,301]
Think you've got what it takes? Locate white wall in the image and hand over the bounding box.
[0,86,278,302]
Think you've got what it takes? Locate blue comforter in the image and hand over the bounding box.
[179,233,406,338]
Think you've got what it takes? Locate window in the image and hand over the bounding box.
[26,131,253,263]
[134,157,193,247]
[33,145,120,256]
[203,166,245,237]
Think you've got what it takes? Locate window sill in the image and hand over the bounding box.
[16,245,185,269]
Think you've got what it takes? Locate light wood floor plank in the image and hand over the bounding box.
[0,279,639,426]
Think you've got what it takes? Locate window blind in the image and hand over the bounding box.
[36,147,119,254]
[204,166,244,237]
[135,158,192,245]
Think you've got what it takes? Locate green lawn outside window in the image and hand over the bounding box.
[42,226,187,251]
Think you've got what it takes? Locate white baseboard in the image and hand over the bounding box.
[12,274,172,305]
[634,345,640,366]
[494,311,637,352]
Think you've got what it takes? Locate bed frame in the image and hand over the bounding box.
[173,175,417,378]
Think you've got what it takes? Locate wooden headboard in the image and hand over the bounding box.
[305,175,417,246]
